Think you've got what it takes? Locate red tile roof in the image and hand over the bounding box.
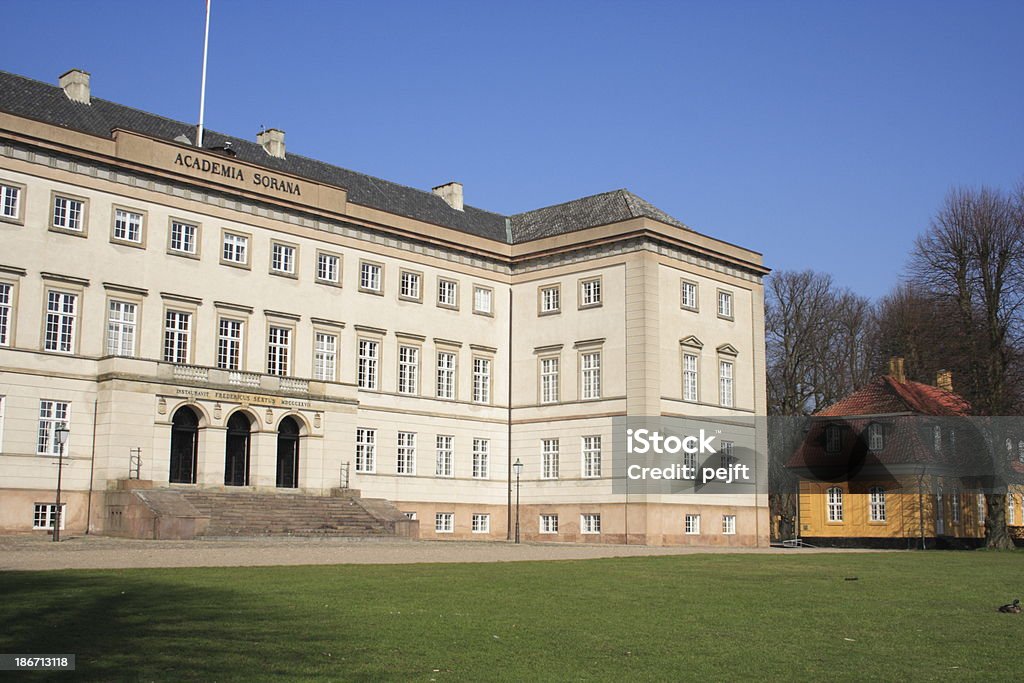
[816,375,970,417]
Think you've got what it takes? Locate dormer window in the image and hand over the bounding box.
[867,423,884,452]
[933,425,942,452]
[826,424,841,454]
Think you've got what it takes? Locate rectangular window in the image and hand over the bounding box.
[685,514,701,535]
[355,428,376,473]
[357,339,379,390]
[718,290,733,318]
[33,503,66,530]
[399,270,421,301]
[435,512,454,533]
[539,285,561,314]
[169,220,198,254]
[403,511,418,521]
[222,232,248,265]
[869,487,887,522]
[397,431,416,475]
[267,326,291,376]
[541,439,560,480]
[271,242,296,275]
[951,491,961,524]
[52,195,84,231]
[472,357,491,403]
[37,400,69,456]
[436,351,456,400]
[581,513,601,534]
[579,278,602,307]
[113,208,143,243]
[540,514,559,534]
[581,351,601,400]
[582,435,602,478]
[316,252,340,284]
[360,262,382,293]
[719,360,734,407]
[540,357,559,404]
[438,279,458,308]
[472,438,490,479]
[217,318,243,370]
[163,310,191,363]
[722,515,736,535]
[683,353,698,402]
[398,345,419,395]
[0,282,10,346]
[435,435,454,477]
[472,513,490,533]
[473,286,493,315]
[681,280,698,310]
[1,183,21,220]
[977,493,985,525]
[827,488,843,522]
[314,332,337,381]
[720,440,736,469]
[106,300,137,357]
[44,291,77,354]
[868,423,884,451]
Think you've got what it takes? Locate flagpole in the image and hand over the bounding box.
[196,0,211,147]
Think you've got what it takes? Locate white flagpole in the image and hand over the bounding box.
[196,0,211,147]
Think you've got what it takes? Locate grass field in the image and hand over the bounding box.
[2,552,1022,681]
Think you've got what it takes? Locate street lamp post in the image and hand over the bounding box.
[512,458,523,544]
[52,423,70,542]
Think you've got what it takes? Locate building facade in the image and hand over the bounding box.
[0,69,769,545]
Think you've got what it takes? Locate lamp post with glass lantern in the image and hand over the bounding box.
[512,458,523,544]
[52,423,70,542]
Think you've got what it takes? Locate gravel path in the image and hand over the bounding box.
[0,534,881,571]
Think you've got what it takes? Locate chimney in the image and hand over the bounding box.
[888,356,906,383]
[257,128,286,159]
[59,69,90,105]
[432,181,464,211]
[936,369,953,393]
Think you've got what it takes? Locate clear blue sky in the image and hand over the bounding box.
[3,1,1021,299]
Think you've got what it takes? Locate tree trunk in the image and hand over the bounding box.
[985,494,1015,549]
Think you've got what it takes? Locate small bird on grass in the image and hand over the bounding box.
[998,599,1021,613]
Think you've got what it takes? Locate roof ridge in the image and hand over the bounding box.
[511,188,628,218]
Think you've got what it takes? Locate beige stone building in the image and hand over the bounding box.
[0,68,769,545]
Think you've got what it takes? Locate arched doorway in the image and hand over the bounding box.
[169,406,199,484]
[224,412,252,486]
[276,416,300,489]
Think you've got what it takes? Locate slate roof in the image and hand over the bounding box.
[0,70,693,246]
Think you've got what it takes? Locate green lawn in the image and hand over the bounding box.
[2,552,1022,681]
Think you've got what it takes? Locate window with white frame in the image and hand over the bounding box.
[53,195,84,231]
[472,513,490,533]
[950,490,961,523]
[869,486,886,522]
[717,290,733,318]
[722,515,736,535]
[403,511,418,520]
[720,441,735,469]
[438,279,458,307]
[222,232,248,265]
[436,351,456,400]
[582,435,602,478]
[397,431,416,475]
[355,428,376,473]
[163,310,191,363]
[316,252,340,284]
[399,270,421,300]
[868,423,884,451]
[827,487,843,522]
[473,286,493,315]
[685,513,701,535]
[1009,493,1016,526]
[681,280,698,310]
[169,220,198,254]
[33,503,66,530]
[472,357,491,404]
[540,514,559,534]
[357,339,379,390]
[113,208,143,243]
[271,243,296,275]
[933,425,942,452]
[579,278,602,307]
[435,512,454,533]
[314,332,337,381]
[683,449,697,473]
[540,285,560,314]
[581,351,601,400]
[267,326,291,376]
[44,291,77,354]
[719,360,734,407]
[1,182,21,220]
[106,300,137,357]
[541,439,560,480]
[360,261,382,292]
[540,357,559,403]
[581,513,601,534]
[977,493,985,524]
[472,438,490,479]
[217,318,243,370]
[398,345,419,395]
[683,353,698,402]
[0,282,10,346]
[37,400,69,456]
[435,435,454,477]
